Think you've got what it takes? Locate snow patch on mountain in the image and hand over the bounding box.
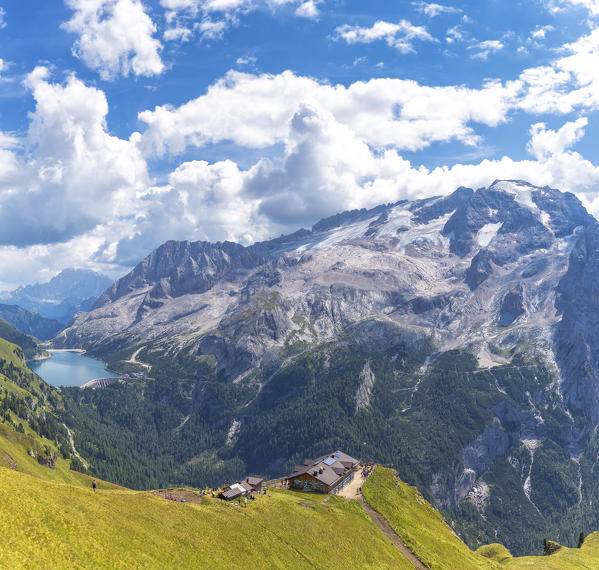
[376,207,412,237]
[476,223,502,247]
[396,212,453,253]
[491,180,538,210]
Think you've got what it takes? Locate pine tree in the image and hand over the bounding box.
[578,532,585,548]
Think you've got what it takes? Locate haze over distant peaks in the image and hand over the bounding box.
[0,304,62,341]
[1,269,113,324]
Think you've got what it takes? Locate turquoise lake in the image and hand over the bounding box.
[29,350,119,387]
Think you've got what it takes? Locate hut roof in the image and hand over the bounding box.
[286,451,360,488]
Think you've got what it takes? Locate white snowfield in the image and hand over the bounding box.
[490,180,538,211]
[476,223,502,247]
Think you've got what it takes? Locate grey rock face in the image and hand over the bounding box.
[62,180,589,383]
[355,361,375,413]
[498,284,525,326]
[465,250,493,290]
[94,240,270,309]
[432,426,513,509]
[555,222,599,422]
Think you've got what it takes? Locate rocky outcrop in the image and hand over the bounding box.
[355,361,375,413]
[465,250,493,290]
[37,452,57,469]
[28,447,57,470]
[94,240,271,309]
[498,284,525,326]
[432,426,512,509]
[554,222,599,422]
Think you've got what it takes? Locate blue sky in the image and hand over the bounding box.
[1,0,599,288]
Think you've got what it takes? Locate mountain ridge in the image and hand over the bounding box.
[0,303,62,340]
[1,269,113,324]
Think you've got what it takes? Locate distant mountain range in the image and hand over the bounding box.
[0,304,62,341]
[58,180,599,555]
[1,269,113,324]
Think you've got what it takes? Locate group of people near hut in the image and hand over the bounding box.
[361,463,375,479]
[164,494,186,502]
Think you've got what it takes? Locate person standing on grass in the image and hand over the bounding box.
[92,480,97,492]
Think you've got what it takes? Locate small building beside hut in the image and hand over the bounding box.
[245,476,264,492]
[283,451,360,494]
[219,481,252,501]
[219,476,264,500]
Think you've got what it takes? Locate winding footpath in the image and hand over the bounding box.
[62,423,88,469]
[358,496,428,569]
[340,470,427,568]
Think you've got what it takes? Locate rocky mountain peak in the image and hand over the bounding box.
[64,179,591,365]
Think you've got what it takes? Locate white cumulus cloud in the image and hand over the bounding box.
[160,0,318,41]
[518,28,599,114]
[163,26,192,41]
[412,2,461,17]
[530,24,555,41]
[468,39,504,60]
[295,1,319,18]
[527,117,588,160]
[335,20,435,53]
[0,67,148,248]
[63,0,164,80]
[136,70,518,158]
[550,0,599,15]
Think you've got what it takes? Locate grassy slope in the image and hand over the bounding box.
[363,466,497,569]
[2,457,599,568]
[478,534,599,568]
[0,336,45,395]
[0,422,123,488]
[0,337,121,488]
[365,467,599,569]
[0,467,411,569]
[0,319,40,359]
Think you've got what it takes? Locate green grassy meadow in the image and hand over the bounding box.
[478,533,599,568]
[0,466,411,569]
[363,466,497,569]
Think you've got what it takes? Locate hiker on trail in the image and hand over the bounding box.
[92,480,97,492]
